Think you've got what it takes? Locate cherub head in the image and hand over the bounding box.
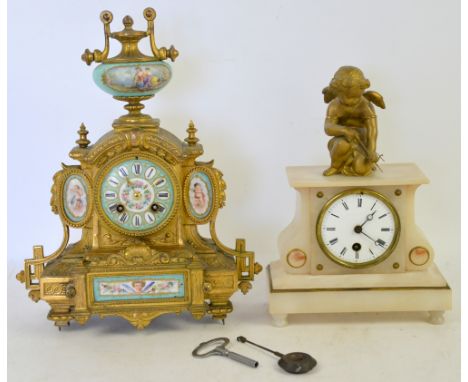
[326,66,370,107]
[193,182,202,194]
[72,183,83,197]
[132,280,146,293]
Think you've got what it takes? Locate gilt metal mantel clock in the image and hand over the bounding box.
[268,66,452,326]
[16,8,261,329]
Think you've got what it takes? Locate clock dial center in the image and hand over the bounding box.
[119,178,154,212]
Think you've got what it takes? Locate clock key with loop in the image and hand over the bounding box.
[192,337,259,368]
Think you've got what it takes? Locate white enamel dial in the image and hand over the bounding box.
[316,189,400,268]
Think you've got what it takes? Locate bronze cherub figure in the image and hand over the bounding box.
[322,66,385,176]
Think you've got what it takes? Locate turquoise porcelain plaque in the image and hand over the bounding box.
[63,175,89,223]
[187,171,213,220]
[93,274,185,302]
[93,61,172,97]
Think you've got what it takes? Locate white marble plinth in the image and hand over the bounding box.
[268,260,452,326]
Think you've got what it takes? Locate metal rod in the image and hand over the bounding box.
[237,336,283,358]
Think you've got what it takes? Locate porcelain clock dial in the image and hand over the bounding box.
[316,189,400,268]
[100,158,175,234]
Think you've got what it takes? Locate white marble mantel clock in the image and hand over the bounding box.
[268,67,452,326]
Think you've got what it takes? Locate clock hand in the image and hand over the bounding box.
[360,211,377,228]
[354,211,377,234]
[360,230,386,248]
[360,230,377,243]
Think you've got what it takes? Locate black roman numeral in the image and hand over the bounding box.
[145,167,155,178]
[158,192,169,199]
[119,167,128,177]
[133,163,142,175]
[329,238,338,245]
[376,239,386,247]
[340,247,347,255]
[154,178,165,186]
[341,200,349,210]
[119,213,129,223]
[358,196,363,207]
[381,228,391,232]
[378,213,388,219]
[133,215,141,226]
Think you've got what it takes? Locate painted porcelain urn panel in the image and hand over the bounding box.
[93,61,172,97]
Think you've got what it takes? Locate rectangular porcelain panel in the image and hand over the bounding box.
[93,274,185,302]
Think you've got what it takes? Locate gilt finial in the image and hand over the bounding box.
[185,120,199,146]
[76,123,91,148]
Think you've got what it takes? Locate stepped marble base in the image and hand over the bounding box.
[268,260,452,326]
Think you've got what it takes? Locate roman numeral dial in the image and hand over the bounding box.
[99,158,175,234]
[317,189,400,268]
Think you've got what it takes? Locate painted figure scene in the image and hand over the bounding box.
[99,278,181,296]
[188,173,212,217]
[64,177,87,219]
[101,63,171,93]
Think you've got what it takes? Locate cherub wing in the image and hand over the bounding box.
[322,86,337,104]
[363,91,386,109]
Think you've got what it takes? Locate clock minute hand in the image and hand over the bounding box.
[360,230,377,243]
[360,211,376,228]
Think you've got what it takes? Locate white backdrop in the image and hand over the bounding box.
[8,1,460,381]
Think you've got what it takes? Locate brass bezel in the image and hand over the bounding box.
[286,248,307,268]
[57,168,93,228]
[95,152,181,236]
[183,166,219,224]
[316,188,401,269]
[409,246,430,266]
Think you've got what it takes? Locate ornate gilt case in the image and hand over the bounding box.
[17,8,261,329]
